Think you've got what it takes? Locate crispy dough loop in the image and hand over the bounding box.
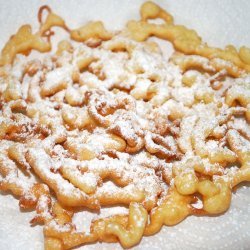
[96,185,145,207]
[145,132,181,160]
[170,53,244,78]
[26,148,100,210]
[70,21,112,42]
[38,5,69,35]
[128,1,250,74]
[172,156,224,196]
[227,129,250,187]
[108,111,145,154]
[191,107,245,165]
[0,25,51,66]
[0,145,52,222]
[144,188,195,236]
[197,179,231,214]
[8,143,30,173]
[91,215,128,243]
[38,5,52,24]
[62,106,95,130]
[86,90,135,127]
[44,202,97,250]
[140,1,173,23]
[74,152,162,210]
[225,82,250,107]
[0,5,69,66]
[105,202,148,248]
[0,150,32,197]
[59,165,101,195]
[64,131,126,160]
[86,90,145,153]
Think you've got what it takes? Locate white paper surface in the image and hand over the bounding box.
[0,0,250,249]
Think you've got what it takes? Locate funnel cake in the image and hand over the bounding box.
[0,1,250,249]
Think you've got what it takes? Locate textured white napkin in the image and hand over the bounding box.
[0,0,250,249]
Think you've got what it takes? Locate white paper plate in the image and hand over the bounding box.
[0,1,250,249]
